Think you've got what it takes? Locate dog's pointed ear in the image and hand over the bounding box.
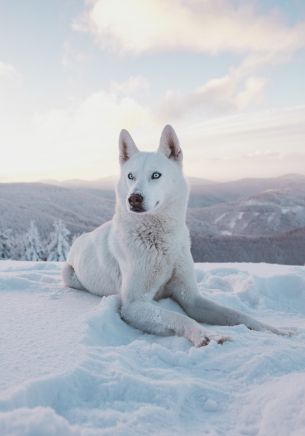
[119,129,138,165]
[158,125,183,163]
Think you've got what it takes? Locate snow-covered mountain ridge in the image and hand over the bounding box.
[1,174,305,264]
[1,174,305,237]
[190,186,305,238]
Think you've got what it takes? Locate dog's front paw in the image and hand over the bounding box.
[191,329,231,347]
[192,333,210,347]
[189,327,210,347]
[208,333,232,345]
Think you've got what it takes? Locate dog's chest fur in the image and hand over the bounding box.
[131,215,171,255]
[112,213,179,290]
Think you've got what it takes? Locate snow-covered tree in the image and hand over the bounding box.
[71,232,81,245]
[47,219,71,261]
[0,229,12,259]
[23,221,45,261]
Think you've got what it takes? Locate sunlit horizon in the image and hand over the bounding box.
[2,170,305,186]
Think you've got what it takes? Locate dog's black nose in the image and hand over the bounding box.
[128,193,144,210]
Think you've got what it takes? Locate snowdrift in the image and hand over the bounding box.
[0,261,305,435]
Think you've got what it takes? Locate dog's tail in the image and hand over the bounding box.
[62,262,86,291]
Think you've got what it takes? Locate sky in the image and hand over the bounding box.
[0,0,305,182]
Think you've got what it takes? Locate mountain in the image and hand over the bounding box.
[188,173,305,207]
[188,185,305,237]
[0,183,114,238]
[191,226,305,265]
[40,177,117,190]
[1,174,305,264]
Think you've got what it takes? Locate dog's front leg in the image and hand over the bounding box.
[170,257,291,336]
[176,290,294,336]
[120,296,228,346]
[174,289,282,333]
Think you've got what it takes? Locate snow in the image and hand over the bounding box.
[281,205,304,215]
[1,261,305,435]
[267,213,274,223]
[220,230,232,236]
[227,212,244,230]
[214,213,226,224]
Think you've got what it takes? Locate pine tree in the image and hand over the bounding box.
[0,229,12,259]
[47,219,71,261]
[9,231,26,260]
[71,232,81,245]
[23,221,45,261]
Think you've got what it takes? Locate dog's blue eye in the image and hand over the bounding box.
[128,172,135,180]
[152,172,161,180]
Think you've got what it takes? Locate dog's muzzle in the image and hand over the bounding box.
[128,193,145,212]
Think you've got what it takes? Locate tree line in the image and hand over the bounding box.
[190,232,305,265]
[0,219,74,261]
[2,219,305,265]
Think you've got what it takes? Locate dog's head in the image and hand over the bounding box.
[117,125,188,215]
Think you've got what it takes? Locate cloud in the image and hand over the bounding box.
[159,72,266,120]
[0,61,19,80]
[73,1,304,121]
[201,152,305,181]
[175,104,305,175]
[69,0,305,124]
[184,105,305,141]
[0,63,303,182]
[181,105,305,180]
[0,61,22,120]
[75,0,305,55]
[61,40,91,69]
[110,75,150,96]
[235,76,266,109]
[0,62,21,94]
[0,85,157,182]
[3,88,304,182]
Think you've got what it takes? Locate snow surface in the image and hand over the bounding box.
[1,261,305,435]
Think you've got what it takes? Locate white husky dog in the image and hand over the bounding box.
[63,125,289,346]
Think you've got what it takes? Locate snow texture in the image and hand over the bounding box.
[0,261,305,435]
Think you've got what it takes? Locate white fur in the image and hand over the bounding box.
[63,125,291,346]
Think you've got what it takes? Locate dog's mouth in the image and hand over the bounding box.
[129,205,146,213]
[131,200,161,213]
[127,200,160,214]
